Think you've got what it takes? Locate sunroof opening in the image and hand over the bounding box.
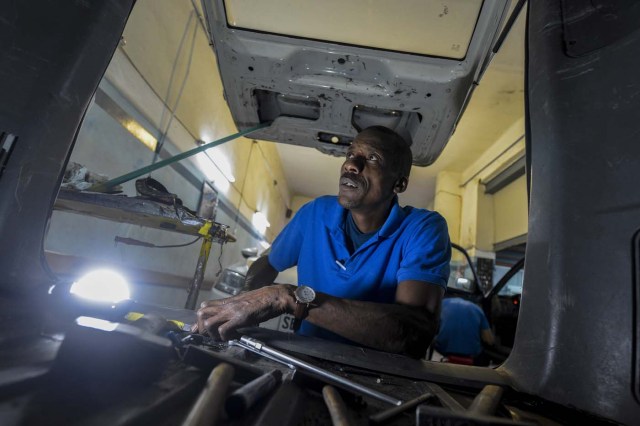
[224,0,483,59]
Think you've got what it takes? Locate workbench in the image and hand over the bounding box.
[1,294,591,425]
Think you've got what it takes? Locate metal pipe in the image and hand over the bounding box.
[322,385,353,426]
[228,339,296,369]
[240,336,402,406]
[182,363,235,426]
[468,385,504,415]
[90,123,269,191]
[184,236,212,310]
[425,383,465,412]
[369,391,434,424]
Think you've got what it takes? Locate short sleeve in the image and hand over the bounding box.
[268,201,312,272]
[396,212,451,289]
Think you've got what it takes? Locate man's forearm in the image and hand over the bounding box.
[245,255,278,290]
[302,291,438,358]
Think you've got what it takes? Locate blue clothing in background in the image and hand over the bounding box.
[268,195,451,341]
[435,298,490,357]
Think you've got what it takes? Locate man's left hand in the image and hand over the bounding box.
[193,284,294,340]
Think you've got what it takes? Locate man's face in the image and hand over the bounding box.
[338,132,406,212]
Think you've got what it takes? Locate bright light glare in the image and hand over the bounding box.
[195,153,230,192]
[207,152,235,183]
[259,240,271,250]
[70,269,131,304]
[197,135,236,183]
[76,316,118,331]
[252,211,271,235]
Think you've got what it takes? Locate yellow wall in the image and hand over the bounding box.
[435,117,527,255]
[434,171,462,245]
[493,174,528,244]
[105,0,291,241]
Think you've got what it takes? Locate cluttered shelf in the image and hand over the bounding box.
[54,188,235,244]
[53,188,235,306]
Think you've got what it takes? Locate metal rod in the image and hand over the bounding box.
[240,336,402,406]
[322,385,353,426]
[425,383,465,412]
[468,384,504,415]
[492,0,527,54]
[182,362,235,426]
[90,123,269,191]
[184,236,213,310]
[369,391,434,424]
[229,339,296,369]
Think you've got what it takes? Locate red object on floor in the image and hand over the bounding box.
[444,355,474,365]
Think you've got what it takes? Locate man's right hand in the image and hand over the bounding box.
[193,284,295,340]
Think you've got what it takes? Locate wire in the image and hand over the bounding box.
[233,141,256,234]
[216,242,224,277]
[254,141,291,210]
[189,0,209,36]
[152,11,198,167]
[114,235,203,249]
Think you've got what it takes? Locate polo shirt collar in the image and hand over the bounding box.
[378,197,407,237]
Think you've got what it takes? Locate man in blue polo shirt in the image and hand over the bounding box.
[194,126,451,358]
[434,298,495,366]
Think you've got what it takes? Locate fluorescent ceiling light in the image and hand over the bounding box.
[123,119,158,152]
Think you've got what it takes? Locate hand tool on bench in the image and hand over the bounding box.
[239,336,402,406]
[369,391,435,424]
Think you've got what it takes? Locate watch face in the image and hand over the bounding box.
[295,285,316,303]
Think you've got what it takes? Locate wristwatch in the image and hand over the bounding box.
[292,285,316,331]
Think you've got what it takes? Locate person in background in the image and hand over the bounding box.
[434,297,495,366]
[193,126,451,358]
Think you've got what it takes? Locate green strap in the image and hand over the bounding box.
[90,123,269,192]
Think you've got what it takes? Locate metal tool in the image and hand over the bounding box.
[183,333,228,350]
[369,391,434,424]
[229,339,296,369]
[240,336,402,406]
[416,384,531,426]
[425,382,465,412]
